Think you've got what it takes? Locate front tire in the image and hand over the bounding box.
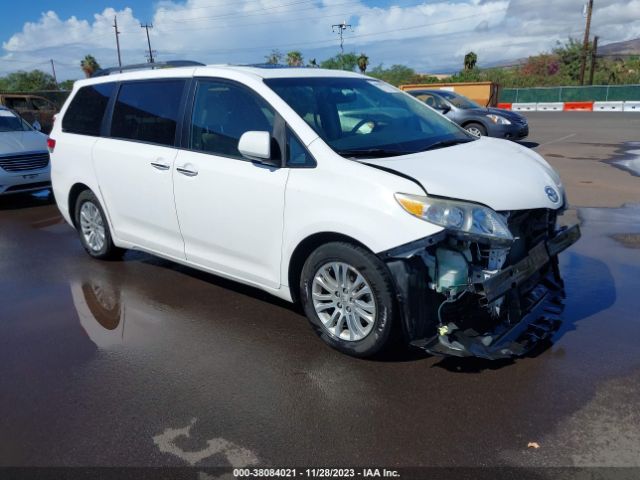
[300,242,396,358]
[74,190,123,260]
[465,122,487,137]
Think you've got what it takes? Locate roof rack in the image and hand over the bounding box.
[92,60,205,77]
[241,63,317,69]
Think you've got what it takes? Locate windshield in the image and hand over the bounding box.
[0,110,30,132]
[436,90,482,110]
[264,77,474,158]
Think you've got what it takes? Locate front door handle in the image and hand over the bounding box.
[176,165,199,177]
[151,160,171,171]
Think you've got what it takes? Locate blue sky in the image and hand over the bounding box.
[1,0,639,80]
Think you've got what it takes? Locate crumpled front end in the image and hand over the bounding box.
[380,209,581,360]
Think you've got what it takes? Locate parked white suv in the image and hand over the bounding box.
[50,65,580,359]
[0,106,50,195]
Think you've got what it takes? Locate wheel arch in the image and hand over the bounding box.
[287,232,373,303]
[68,182,92,228]
[461,119,488,132]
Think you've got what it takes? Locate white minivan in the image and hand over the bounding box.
[50,64,580,359]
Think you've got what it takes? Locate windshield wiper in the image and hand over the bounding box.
[336,148,413,158]
[422,138,476,151]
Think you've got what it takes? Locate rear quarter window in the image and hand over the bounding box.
[63,83,115,136]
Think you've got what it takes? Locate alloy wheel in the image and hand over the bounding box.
[79,202,106,253]
[311,262,377,341]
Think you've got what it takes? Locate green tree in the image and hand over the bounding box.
[368,64,439,86]
[320,53,358,71]
[80,55,101,78]
[356,53,369,74]
[1,70,58,91]
[265,49,283,65]
[285,50,304,67]
[58,79,76,91]
[464,51,477,71]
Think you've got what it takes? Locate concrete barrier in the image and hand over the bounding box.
[536,102,564,112]
[497,103,512,110]
[512,103,537,112]
[563,101,594,111]
[593,101,625,112]
[623,101,640,112]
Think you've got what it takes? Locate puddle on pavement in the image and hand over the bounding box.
[607,141,640,177]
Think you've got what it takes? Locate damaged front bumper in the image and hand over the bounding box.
[381,222,581,360]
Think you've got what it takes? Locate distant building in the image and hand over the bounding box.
[419,73,451,80]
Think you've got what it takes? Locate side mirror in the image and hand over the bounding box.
[32,120,42,131]
[238,131,278,166]
[438,105,451,114]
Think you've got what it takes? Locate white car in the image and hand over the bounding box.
[50,64,580,359]
[0,106,50,195]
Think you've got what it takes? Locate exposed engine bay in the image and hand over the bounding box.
[380,209,581,359]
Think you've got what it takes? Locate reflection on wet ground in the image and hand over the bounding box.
[2,153,640,470]
[608,141,640,177]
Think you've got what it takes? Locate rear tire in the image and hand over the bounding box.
[74,190,123,260]
[465,122,487,137]
[300,242,396,358]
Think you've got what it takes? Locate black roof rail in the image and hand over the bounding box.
[92,60,205,77]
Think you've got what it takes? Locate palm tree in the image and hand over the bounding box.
[464,51,477,71]
[80,55,101,77]
[265,49,283,65]
[357,53,369,74]
[286,51,304,67]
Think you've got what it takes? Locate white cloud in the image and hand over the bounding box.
[1,0,639,80]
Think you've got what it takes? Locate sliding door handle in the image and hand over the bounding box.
[151,161,170,171]
[176,166,199,177]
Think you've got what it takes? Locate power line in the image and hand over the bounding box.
[158,0,326,24]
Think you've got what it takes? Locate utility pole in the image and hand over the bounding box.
[589,35,599,85]
[113,16,122,72]
[579,0,594,85]
[331,20,353,55]
[50,59,57,85]
[141,23,154,64]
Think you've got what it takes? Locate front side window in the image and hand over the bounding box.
[32,97,54,110]
[190,80,275,159]
[265,77,474,158]
[287,129,314,167]
[111,80,185,146]
[413,92,449,110]
[63,83,115,136]
[437,91,481,110]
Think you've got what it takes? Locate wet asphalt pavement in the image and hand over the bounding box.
[1,113,639,471]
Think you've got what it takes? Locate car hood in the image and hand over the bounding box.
[0,130,48,156]
[363,137,564,211]
[462,107,526,122]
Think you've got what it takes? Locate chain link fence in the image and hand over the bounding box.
[499,84,640,103]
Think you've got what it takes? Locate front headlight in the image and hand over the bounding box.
[395,193,513,241]
[486,114,511,125]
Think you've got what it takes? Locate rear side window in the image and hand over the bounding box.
[110,80,185,147]
[63,83,115,136]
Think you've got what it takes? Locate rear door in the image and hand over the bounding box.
[92,79,187,259]
[173,78,289,288]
